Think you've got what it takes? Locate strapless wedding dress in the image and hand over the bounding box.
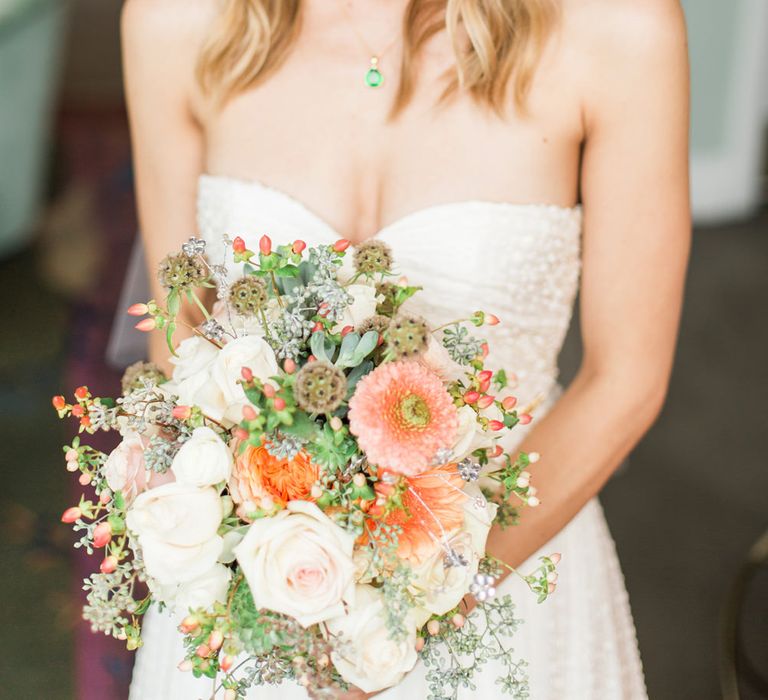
[128,175,648,699]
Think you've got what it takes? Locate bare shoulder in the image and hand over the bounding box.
[121,0,219,72]
[561,0,687,50]
[558,0,688,123]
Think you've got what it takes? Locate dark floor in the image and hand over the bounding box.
[0,197,766,699]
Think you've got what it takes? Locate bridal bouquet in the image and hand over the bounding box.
[54,233,559,699]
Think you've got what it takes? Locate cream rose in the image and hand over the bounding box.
[172,564,232,615]
[166,337,228,421]
[419,335,465,384]
[127,483,224,585]
[103,431,174,503]
[411,483,498,615]
[234,501,356,627]
[451,405,495,462]
[171,426,233,487]
[326,585,420,693]
[211,335,279,424]
[334,283,379,331]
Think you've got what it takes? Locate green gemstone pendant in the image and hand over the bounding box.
[365,56,383,88]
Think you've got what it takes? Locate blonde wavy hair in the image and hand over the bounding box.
[197,0,558,116]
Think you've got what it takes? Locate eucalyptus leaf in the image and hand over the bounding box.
[310,331,331,363]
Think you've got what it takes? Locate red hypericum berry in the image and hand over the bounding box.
[283,358,296,374]
[196,644,211,658]
[241,367,253,382]
[262,383,276,398]
[52,395,66,410]
[312,322,323,333]
[99,490,111,505]
[71,405,84,417]
[478,370,493,383]
[61,507,81,523]
[463,391,480,405]
[489,445,504,458]
[179,616,199,634]
[502,396,518,410]
[92,522,112,548]
[208,630,224,651]
[233,237,246,253]
[519,413,533,425]
[341,325,354,337]
[486,314,501,326]
[127,303,149,316]
[219,654,234,672]
[307,354,317,362]
[242,405,257,421]
[135,318,156,332]
[100,555,118,574]
[172,406,192,421]
[233,427,249,441]
[80,416,92,428]
[477,394,495,409]
[79,473,92,486]
[488,420,504,432]
[273,397,286,411]
[333,238,351,252]
[259,234,272,256]
[292,240,306,255]
[481,342,490,359]
[74,386,88,400]
[479,379,491,393]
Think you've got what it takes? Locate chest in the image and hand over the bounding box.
[199,23,584,243]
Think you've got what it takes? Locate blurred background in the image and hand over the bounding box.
[0,0,766,698]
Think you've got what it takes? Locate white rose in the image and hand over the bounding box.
[170,336,218,381]
[326,585,420,693]
[461,482,499,552]
[172,564,232,615]
[451,405,495,462]
[234,501,356,627]
[410,531,477,615]
[211,335,279,424]
[127,483,224,585]
[411,484,498,615]
[334,283,379,331]
[419,336,465,384]
[171,426,233,487]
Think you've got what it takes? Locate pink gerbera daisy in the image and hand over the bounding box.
[348,361,459,475]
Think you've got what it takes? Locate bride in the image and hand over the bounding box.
[121,0,690,697]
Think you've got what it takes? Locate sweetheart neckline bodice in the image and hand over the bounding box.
[198,173,582,246]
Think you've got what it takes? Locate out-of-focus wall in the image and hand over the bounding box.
[682,0,768,224]
[61,0,122,106]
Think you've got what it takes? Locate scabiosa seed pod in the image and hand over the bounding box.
[375,281,398,315]
[121,361,167,395]
[353,240,393,274]
[157,253,207,291]
[228,276,268,316]
[294,362,347,414]
[386,314,430,359]
[356,314,390,337]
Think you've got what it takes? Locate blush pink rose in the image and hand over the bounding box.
[104,431,174,503]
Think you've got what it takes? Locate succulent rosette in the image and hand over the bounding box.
[53,234,560,698]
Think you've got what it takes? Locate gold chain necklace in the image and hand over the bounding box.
[339,2,401,88]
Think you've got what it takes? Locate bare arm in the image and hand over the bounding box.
[486,0,691,571]
[121,0,211,371]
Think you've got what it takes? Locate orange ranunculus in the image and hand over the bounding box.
[368,463,466,565]
[230,444,319,509]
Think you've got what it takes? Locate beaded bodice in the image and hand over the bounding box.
[197,174,582,417]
